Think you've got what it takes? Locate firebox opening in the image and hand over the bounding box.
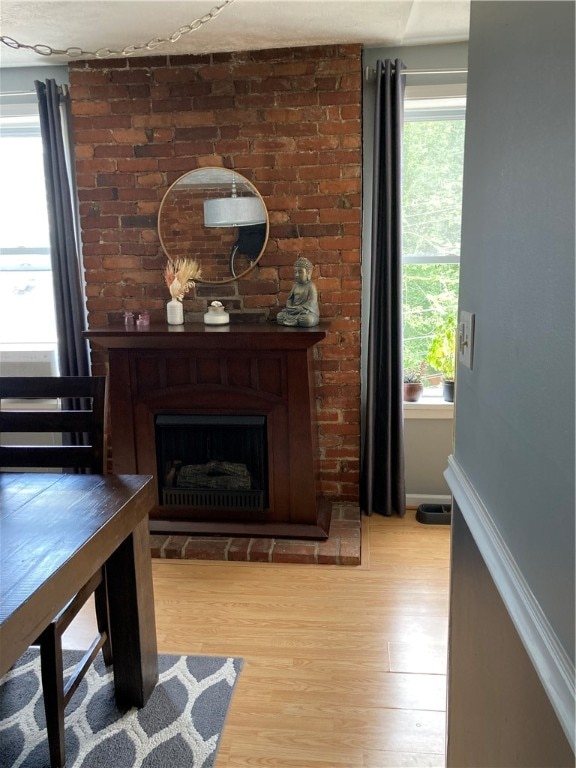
[155,414,268,511]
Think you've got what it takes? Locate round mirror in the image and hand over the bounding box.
[158,167,269,284]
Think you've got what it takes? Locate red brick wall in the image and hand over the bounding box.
[69,44,362,501]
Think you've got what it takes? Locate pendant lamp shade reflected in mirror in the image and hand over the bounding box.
[204,174,266,228]
[204,195,266,227]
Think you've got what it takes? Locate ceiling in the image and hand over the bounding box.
[0,0,470,68]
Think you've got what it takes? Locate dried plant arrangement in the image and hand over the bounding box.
[164,258,202,301]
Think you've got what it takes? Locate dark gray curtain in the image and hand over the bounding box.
[360,59,406,517]
[35,79,90,379]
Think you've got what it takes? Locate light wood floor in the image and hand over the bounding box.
[65,509,451,767]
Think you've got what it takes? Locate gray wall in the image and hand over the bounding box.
[404,416,453,497]
[455,0,574,663]
[448,503,574,767]
[0,66,69,117]
[0,66,69,95]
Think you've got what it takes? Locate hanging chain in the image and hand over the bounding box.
[0,0,237,59]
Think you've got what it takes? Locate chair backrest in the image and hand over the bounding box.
[0,376,107,473]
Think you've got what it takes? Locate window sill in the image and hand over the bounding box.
[404,397,454,419]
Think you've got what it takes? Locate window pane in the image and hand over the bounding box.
[403,119,465,261]
[0,119,57,347]
[0,131,50,248]
[402,110,464,386]
[403,262,459,376]
[0,265,57,344]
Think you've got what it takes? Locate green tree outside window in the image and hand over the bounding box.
[402,117,465,381]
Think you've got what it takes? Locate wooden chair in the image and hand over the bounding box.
[0,376,111,768]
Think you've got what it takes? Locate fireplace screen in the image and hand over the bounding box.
[155,414,267,511]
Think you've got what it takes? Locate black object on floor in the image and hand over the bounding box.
[416,503,452,525]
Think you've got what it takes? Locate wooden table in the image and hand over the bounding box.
[0,473,158,708]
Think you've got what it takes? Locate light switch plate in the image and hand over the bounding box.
[458,311,475,370]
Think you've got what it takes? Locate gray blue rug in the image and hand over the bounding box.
[0,647,242,767]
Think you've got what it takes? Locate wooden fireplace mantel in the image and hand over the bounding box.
[85,322,330,539]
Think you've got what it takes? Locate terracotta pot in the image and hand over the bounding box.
[403,382,424,402]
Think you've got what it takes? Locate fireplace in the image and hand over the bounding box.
[85,323,331,538]
[155,414,268,515]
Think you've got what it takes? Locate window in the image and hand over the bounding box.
[0,115,57,350]
[402,97,466,397]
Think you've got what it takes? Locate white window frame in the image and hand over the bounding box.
[402,87,466,417]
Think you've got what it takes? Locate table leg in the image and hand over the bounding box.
[105,517,158,708]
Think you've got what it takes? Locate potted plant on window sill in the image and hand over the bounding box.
[426,316,457,402]
[403,362,426,403]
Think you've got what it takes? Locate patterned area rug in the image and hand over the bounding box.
[0,647,242,767]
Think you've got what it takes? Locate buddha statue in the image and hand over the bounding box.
[276,257,320,327]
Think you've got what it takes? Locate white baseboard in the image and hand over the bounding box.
[445,455,575,752]
[406,493,451,508]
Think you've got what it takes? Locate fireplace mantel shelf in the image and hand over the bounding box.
[85,322,330,539]
[86,322,329,351]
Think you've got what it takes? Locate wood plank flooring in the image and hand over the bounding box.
[64,509,451,767]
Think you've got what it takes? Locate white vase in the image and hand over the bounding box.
[166,298,184,325]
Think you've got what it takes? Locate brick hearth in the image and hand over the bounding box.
[149,502,361,566]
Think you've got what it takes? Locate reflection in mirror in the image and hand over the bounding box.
[158,168,269,284]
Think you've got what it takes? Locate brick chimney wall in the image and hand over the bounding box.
[68,44,362,502]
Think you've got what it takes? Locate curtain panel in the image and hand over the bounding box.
[360,59,406,517]
[36,79,91,459]
[35,78,90,379]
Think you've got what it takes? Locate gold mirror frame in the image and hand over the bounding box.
[158,167,269,285]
